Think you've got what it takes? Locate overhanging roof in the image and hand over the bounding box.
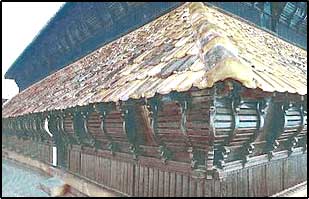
[4,2,182,90]
[2,2,307,118]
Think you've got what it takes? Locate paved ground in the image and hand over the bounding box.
[288,189,307,197]
[2,159,50,197]
[272,181,307,197]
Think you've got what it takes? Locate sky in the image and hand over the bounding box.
[2,2,64,100]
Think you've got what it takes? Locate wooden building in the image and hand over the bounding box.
[2,2,307,197]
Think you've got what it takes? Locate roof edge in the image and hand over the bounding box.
[5,3,68,79]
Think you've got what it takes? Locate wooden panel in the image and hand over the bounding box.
[94,156,102,184]
[164,171,170,197]
[116,161,122,192]
[204,179,213,197]
[266,160,283,196]
[126,162,131,195]
[231,171,238,197]
[169,172,176,197]
[158,170,164,197]
[139,165,144,196]
[103,157,111,187]
[69,149,81,174]
[196,179,204,197]
[214,179,221,197]
[220,178,228,197]
[128,162,134,196]
[182,175,189,197]
[283,156,305,189]
[238,168,248,197]
[175,173,183,197]
[189,177,197,197]
[81,153,95,180]
[120,161,124,193]
[249,164,267,197]
[111,160,117,189]
[144,166,149,197]
[134,164,139,196]
[148,167,154,197]
[117,161,123,193]
[300,155,307,182]
[153,168,159,197]
[80,153,85,177]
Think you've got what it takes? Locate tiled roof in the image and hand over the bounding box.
[2,2,307,118]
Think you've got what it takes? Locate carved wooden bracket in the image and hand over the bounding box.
[158,145,173,163]
[65,110,82,145]
[74,106,99,148]
[147,98,160,137]
[93,103,115,152]
[121,102,143,159]
[188,147,206,169]
[207,104,216,172]
[216,86,241,167]
[56,111,72,145]
[243,99,269,162]
[180,99,188,135]
[217,146,231,169]
[229,97,240,143]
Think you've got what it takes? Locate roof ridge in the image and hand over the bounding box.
[188,2,257,89]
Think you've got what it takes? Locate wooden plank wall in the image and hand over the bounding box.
[65,145,307,197]
[1,136,54,165]
[68,149,134,196]
[2,135,307,197]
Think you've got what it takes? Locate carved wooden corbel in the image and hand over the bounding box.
[81,108,98,147]
[267,103,287,159]
[180,99,188,135]
[243,99,269,162]
[94,103,118,154]
[230,97,241,142]
[77,106,99,148]
[147,96,176,162]
[66,110,82,145]
[147,98,160,136]
[30,116,39,141]
[188,147,206,169]
[217,89,240,167]
[286,104,305,155]
[20,117,30,138]
[217,146,231,169]
[302,107,307,153]
[207,105,216,172]
[121,103,142,159]
[57,111,71,145]
[159,145,173,163]
[39,113,50,143]
[177,94,204,168]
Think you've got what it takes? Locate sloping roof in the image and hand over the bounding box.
[2,2,307,118]
[5,2,182,91]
